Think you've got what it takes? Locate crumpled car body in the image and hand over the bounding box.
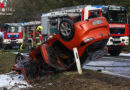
[13,17,110,83]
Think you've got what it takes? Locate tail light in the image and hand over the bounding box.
[81,38,95,46]
[83,38,95,43]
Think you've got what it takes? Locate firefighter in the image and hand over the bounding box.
[19,25,43,51]
[19,28,28,51]
[19,42,24,51]
[35,25,44,47]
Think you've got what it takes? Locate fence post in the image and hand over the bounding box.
[73,47,83,74]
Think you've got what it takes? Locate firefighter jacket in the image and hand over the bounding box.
[35,32,43,46]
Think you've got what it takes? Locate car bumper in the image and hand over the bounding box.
[107,36,129,46]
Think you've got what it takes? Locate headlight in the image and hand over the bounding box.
[17,39,23,43]
[3,39,11,44]
[3,39,7,43]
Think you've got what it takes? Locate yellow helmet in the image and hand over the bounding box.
[36,26,43,32]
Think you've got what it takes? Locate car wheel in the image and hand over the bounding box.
[15,53,24,63]
[59,19,74,41]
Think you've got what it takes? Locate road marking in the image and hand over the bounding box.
[103,57,130,61]
[101,70,130,79]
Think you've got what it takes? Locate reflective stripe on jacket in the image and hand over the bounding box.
[35,32,43,46]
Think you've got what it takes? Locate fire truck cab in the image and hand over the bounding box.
[3,23,24,49]
[101,5,129,56]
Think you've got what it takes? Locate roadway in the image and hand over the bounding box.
[83,54,130,78]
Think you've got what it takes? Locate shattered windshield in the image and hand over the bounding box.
[107,11,127,24]
[5,26,21,33]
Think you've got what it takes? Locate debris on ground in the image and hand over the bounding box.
[0,72,31,89]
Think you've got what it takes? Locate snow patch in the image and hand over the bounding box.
[0,72,32,89]
[86,61,115,66]
[120,53,130,56]
[83,57,130,78]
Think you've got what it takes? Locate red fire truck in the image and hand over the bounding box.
[3,23,24,49]
[94,5,129,56]
[103,6,129,56]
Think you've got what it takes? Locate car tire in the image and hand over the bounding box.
[15,53,24,63]
[59,19,75,41]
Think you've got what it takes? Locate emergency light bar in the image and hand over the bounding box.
[23,21,41,26]
[108,5,126,11]
[5,23,23,26]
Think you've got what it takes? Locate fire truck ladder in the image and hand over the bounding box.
[48,5,87,17]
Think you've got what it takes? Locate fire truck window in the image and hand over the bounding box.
[6,26,21,33]
[88,11,100,19]
[108,11,127,24]
[50,20,58,34]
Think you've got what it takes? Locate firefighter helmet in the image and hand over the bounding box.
[36,25,43,32]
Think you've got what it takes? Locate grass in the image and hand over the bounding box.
[27,70,130,90]
[0,50,16,74]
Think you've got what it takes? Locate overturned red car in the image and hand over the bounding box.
[13,6,110,83]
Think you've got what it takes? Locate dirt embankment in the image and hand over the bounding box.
[26,70,130,90]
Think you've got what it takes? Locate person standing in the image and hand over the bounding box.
[35,25,44,47]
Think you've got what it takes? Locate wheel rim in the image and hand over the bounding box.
[60,22,71,36]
